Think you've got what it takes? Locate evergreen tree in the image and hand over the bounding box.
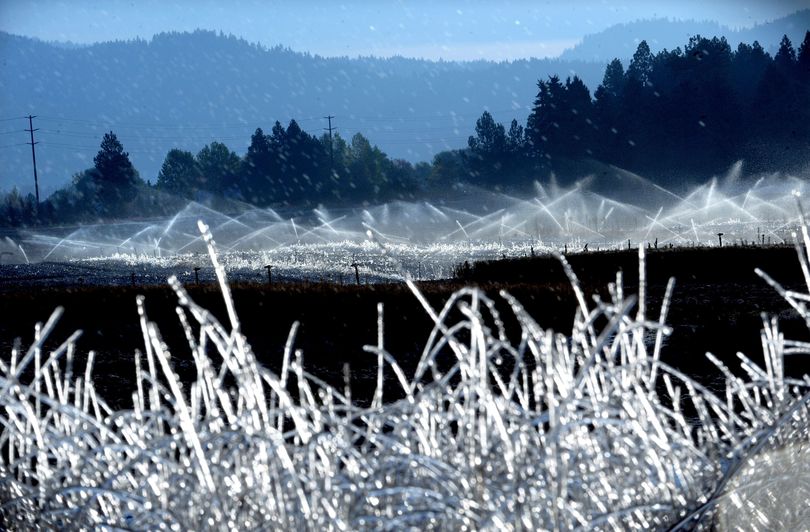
[467,111,508,186]
[774,35,797,72]
[468,111,506,154]
[277,119,329,203]
[506,119,525,154]
[597,58,625,98]
[593,58,625,160]
[156,149,198,197]
[731,41,771,106]
[429,150,467,186]
[347,133,383,199]
[525,74,593,173]
[242,127,274,204]
[796,32,810,156]
[753,35,802,151]
[627,40,653,87]
[381,158,418,200]
[197,142,242,196]
[90,131,141,211]
[560,76,594,157]
[526,75,566,159]
[797,31,810,81]
[0,188,37,227]
[679,36,738,168]
[619,41,657,168]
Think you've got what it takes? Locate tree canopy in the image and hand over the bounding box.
[89,132,142,209]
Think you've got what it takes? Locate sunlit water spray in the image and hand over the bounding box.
[2,171,806,286]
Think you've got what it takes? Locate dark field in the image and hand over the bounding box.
[2,246,809,407]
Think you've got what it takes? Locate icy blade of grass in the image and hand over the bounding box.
[373,303,384,410]
[0,307,63,398]
[650,277,676,386]
[144,321,215,495]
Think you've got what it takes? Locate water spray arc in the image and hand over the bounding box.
[1,172,805,287]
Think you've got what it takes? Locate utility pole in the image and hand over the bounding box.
[25,115,40,204]
[323,115,335,172]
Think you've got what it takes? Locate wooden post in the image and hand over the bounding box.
[351,262,360,286]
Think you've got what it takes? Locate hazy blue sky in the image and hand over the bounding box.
[1,1,806,60]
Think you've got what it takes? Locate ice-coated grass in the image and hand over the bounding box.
[1,213,809,530]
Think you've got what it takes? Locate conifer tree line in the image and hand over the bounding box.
[461,33,810,188]
[2,32,808,227]
[155,120,425,205]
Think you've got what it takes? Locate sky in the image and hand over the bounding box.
[0,0,806,61]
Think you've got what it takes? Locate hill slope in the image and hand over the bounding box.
[560,10,810,62]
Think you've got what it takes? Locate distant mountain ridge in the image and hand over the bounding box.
[560,10,810,62]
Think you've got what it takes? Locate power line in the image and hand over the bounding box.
[31,109,526,131]
[382,138,468,145]
[339,108,527,122]
[39,142,102,149]
[39,141,251,155]
[36,115,325,129]
[38,129,252,141]
[6,112,479,166]
[20,111,522,158]
[34,131,467,150]
[35,130,457,147]
[362,126,469,134]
